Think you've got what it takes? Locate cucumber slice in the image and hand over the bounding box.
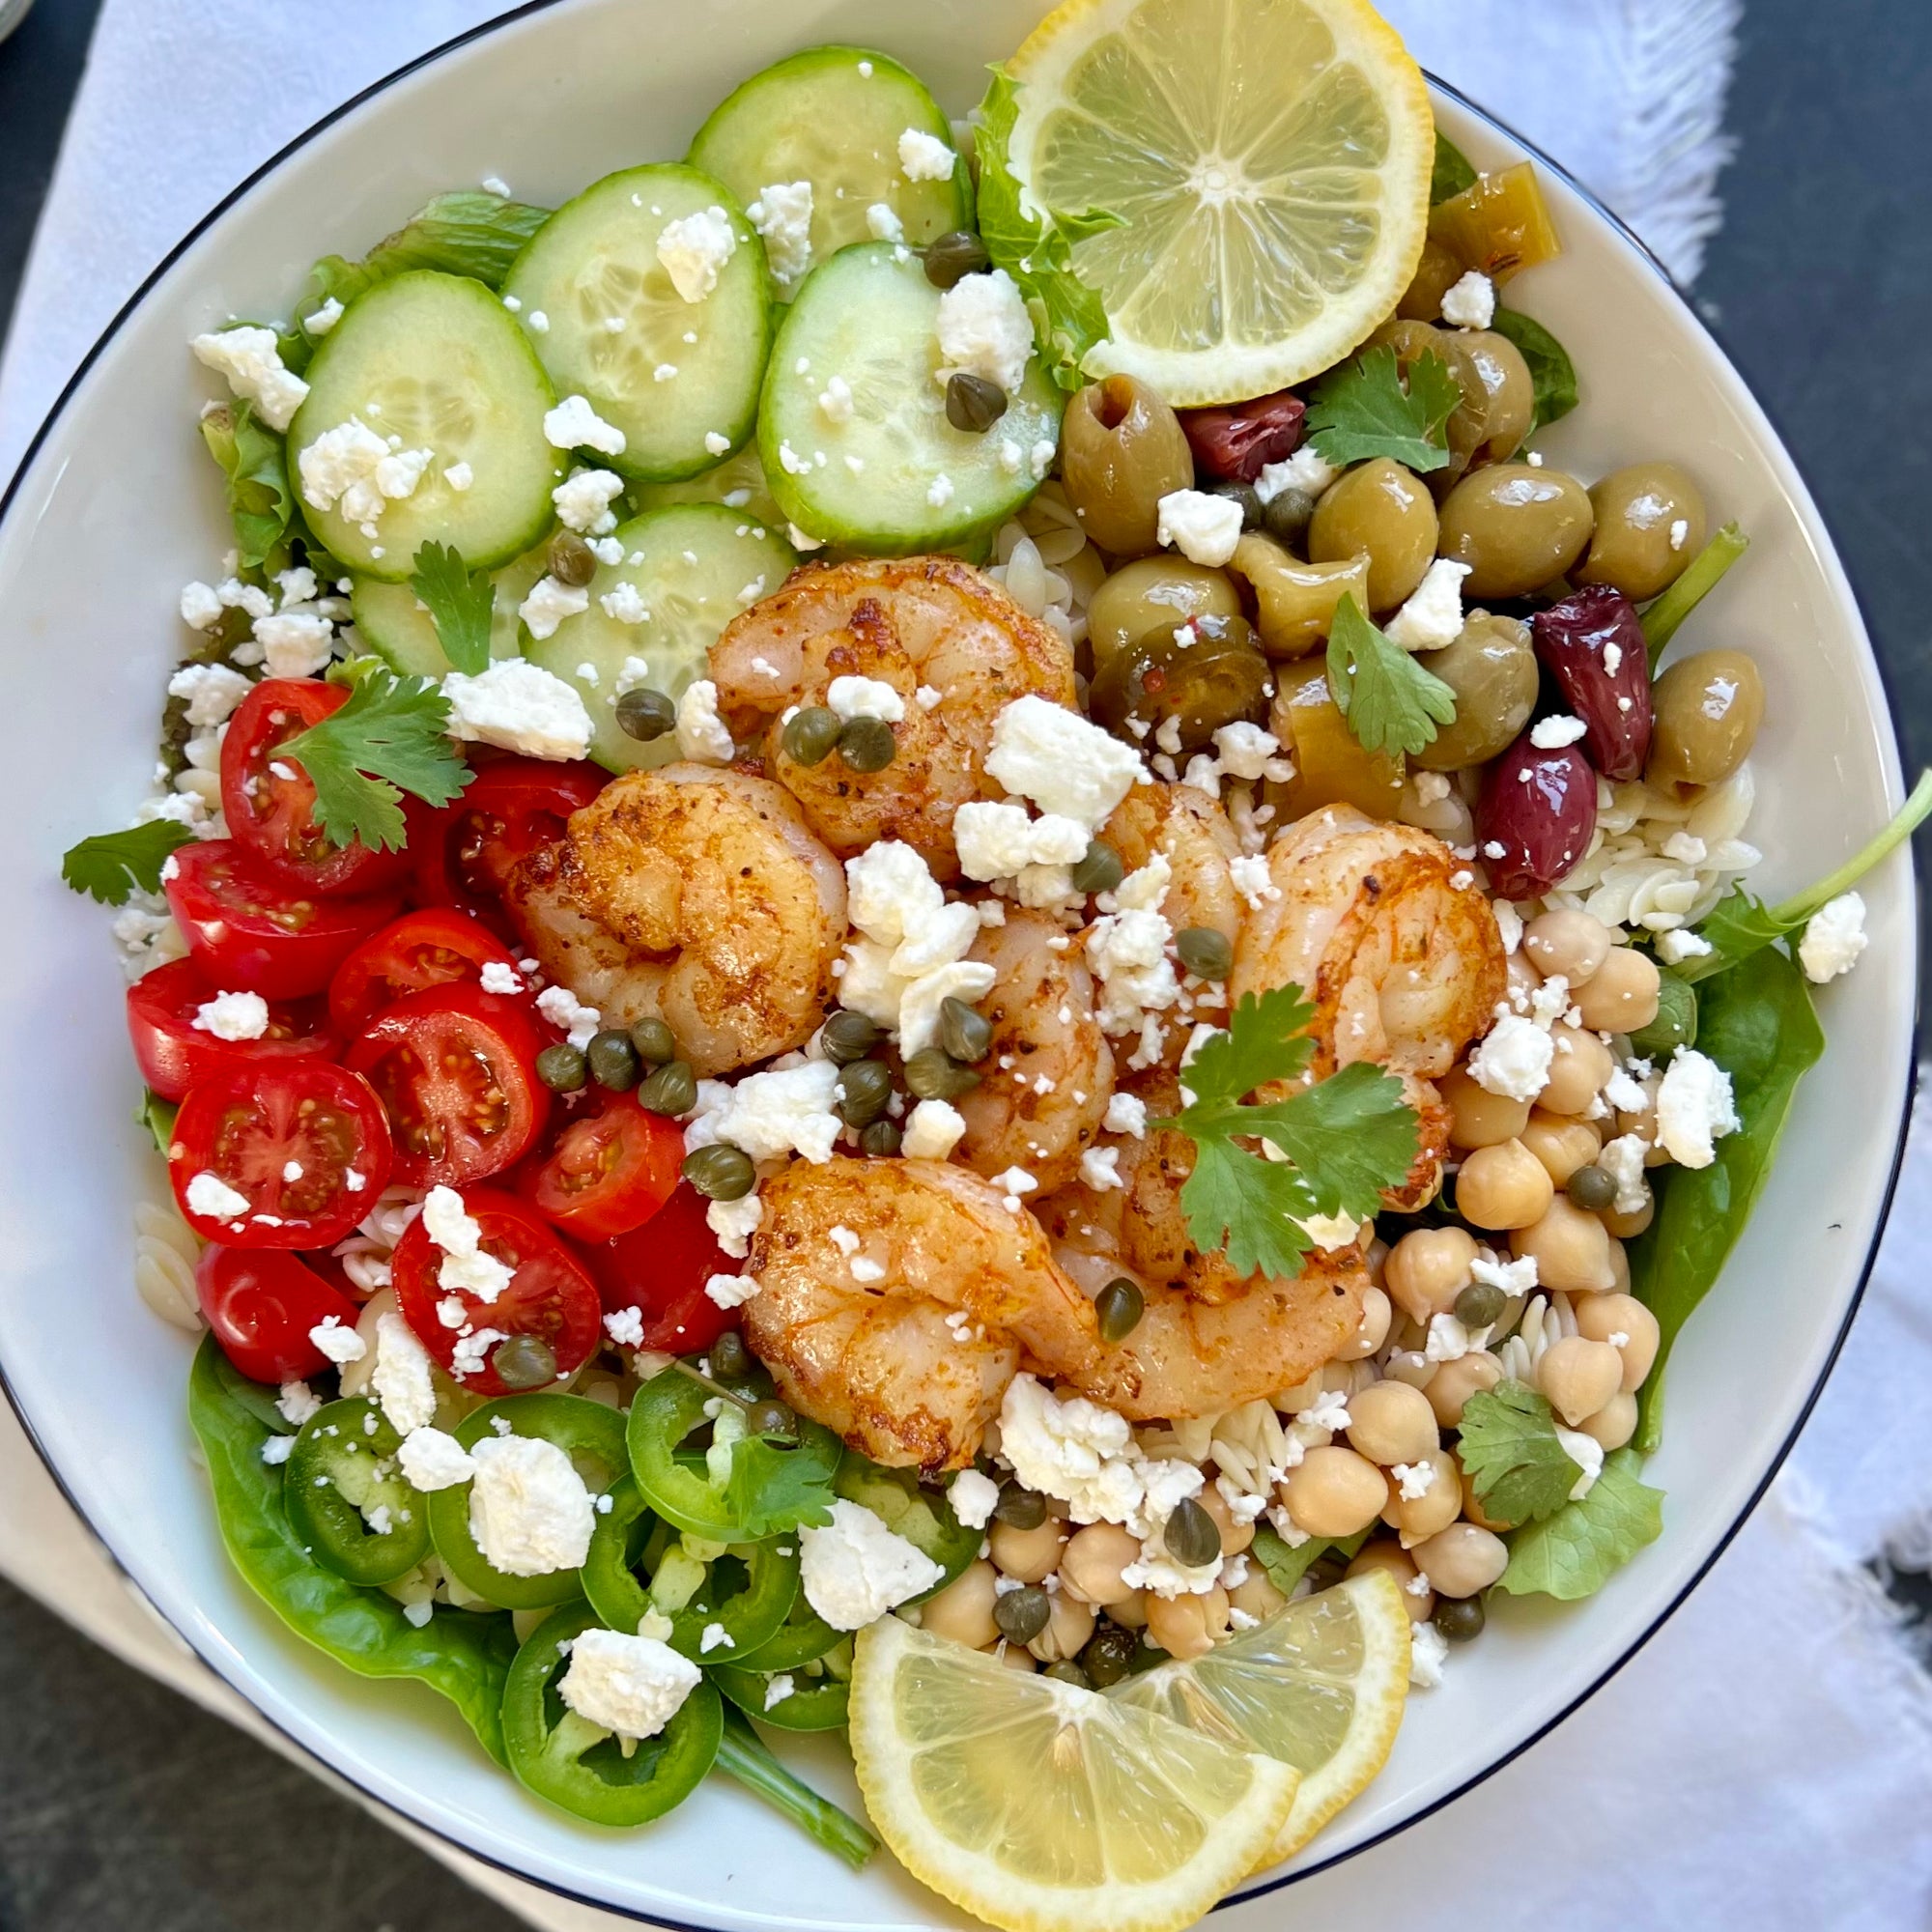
[690,46,972,278]
[350,545,548,676]
[288,271,561,581]
[632,440,786,531]
[502,165,773,483]
[758,243,1064,554]
[523,502,795,773]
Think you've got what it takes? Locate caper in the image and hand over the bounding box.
[1079,1623,1139,1687]
[629,1016,676,1065]
[836,1058,894,1129]
[1161,1495,1222,1569]
[1453,1280,1506,1331]
[616,686,676,743]
[1435,1594,1486,1642]
[1094,1276,1145,1343]
[534,1043,587,1094]
[493,1333,557,1390]
[745,1399,800,1445]
[1043,1660,1092,1690]
[1175,926,1233,981]
[1302,1552,1350,1594]
[922,230,989,288]
[549,530,598,586]
[708,1330,753,1382]
[1259,484,1319,550]
[1630,968,1698,1058]
[945,371,1008,433]
[637,1059,697,1118]
[837,715,896,772]
[781,704,841,767]
[683,1142,756,1201]
[939,996,993,1065]
[859,1119,903,1157]
[992,1485,1048,1530]
[1208,479,1264,529]
[993,1584,1052,1644]
[904,1048,980,1101]
[585,1028,640,1091]
[1070,839,1124,897]
[819,1009,882,1065]
[1565,1163,1618,1212]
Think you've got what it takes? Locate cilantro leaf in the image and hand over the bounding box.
[197,401,294,571]
[1456,1380,1587,1525]
[279,659,470,851]
[62,821,193,905]
[409,542,495,675]
[1326,594,1459,760]
[1493,1449,1664,1601]
[1177,984,1316,1107]
[1179,1134,1321,1282]
[723,1435,838,1542]
[1243,1061,1418,1220]
[973,69,1122,391]
[1249,1524,1370,1597]
[1305,344,1462,471]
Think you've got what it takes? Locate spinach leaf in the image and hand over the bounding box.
[1431,130,1478,204]
[1488,307,1577,435]
[1249,1524,1369,1596]
[197,401,294,570]
[187,1334,518,1762]
[1627,946,1824,1452]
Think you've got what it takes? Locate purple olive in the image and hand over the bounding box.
[1179,391,1307,482]
[1528,584,1653,781]
[1475,738,1599,899]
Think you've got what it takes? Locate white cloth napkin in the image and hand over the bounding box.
[12,3,1932,1929]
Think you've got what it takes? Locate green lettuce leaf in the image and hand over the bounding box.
[1494,1450,1663,1601]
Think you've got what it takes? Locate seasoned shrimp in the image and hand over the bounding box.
[953,909,1115,1195]
[710,556,1075,875]
[1098,783,1244,948]
[743,1157,1100,1471]
[503,763,846,1078]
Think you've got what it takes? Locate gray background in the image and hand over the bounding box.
[0,0,1927,1926]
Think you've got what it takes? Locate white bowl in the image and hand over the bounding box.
[0,2,1915,1924]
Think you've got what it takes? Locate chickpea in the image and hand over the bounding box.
[1347,1542,1435,1624]
[1603,1190,1654,1240]
[1338,1284,1394,1361]
[1455,1137,1555,1230]
[1515,1196,1617,1293]
[1109,1588,1150,1629]
[1522,908,1614,986]
[1347,1378,1440,1466]
[1572,947,1662,1034]
[1306,457,1439,611]
[1520,1110,1603,1187]
[1146,1584,1230,1662]
[1195,1480,1256,1558]
[1442,1065,1531,1150]
[1505,950,1543,1009]
[1412,1522,1509,1598]
[1606,1236,1632,1294]
[1228,1565,1288,1624]
[1281,1445,1389,1539]
[1385,1448,1463,1539]
[1058,1522,1141,1605]
[921,1560,1000,1648]
[1575,1292,1661,1390]
[989,1515,1069,1584]
[1578,1390,1638,1451]
[1537,1335,1626,1426]
[1425,1349,1504,1428]
[1027,1592,1097,1664]
[1615,1071,1661,1145]
[1383,1226,1477,1323]
[1380,1350,1435,1392]
[1539,1024,1614,1118]
[1059,376,1195,557]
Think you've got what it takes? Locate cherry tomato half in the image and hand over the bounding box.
[582,1182,739,1355]
[169,1060,393,1248]
[391,1189,603,1396]
[126,955,337,1102]
[164,839,403,1001]
[220,678,412,896]
[344,982,549,1188]
[521,1089,684,1240]
[327,906,526,1037]
[414,757,605,932]
[196,1244,360,1383]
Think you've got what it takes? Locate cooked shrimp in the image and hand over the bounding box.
[953,909,1116,1195]
[504,763,846,1078]
[710,556,1076,875]
[1098,783,1244,948]
[743,1157,1100,1471]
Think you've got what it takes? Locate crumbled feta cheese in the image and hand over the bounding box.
[1384,558,1470,651]
[1470,1249,1538,1294]
[896,128,956,182]
[371,1312,439,1435]
[604,1306,645,1349]
[1669,518,1690,550]
[467,1433,594,1575]
[1657,927,1715,966]
[560,1626,702,1736]
[845,840,944,944]
[190,325,308,431]
[1211,721,1288,781]
[816,374,855,425]
[1597,1132,1650,1215]
[1156,490,1244,567]
[544,394,628,456]
[516,575,590,641]
[1439,270,1496,329]
[674,678,734,763]
[926,473,955,509]
[309,1315,366,1365]
[949,1467,1001,1529]
[303,297,344,336]
[1079,1146,1123,1192]
[536,984,602,1052]
[686,1060,841,1163]
[553,468,625,535]
[763,1673,795,1710]
[443,660,593,760]
[1103,1092,1148,1137]
[996,1374,1145,1527]
[656,206,738,303]
[261,1435,297,1466]
[397,1426,476,1492]
[178,581,226,631]
[799,1499,944,1629]
[1409,1619,1449,1689]
[896,960,998,1058]
[935,269,1035,396]
[190,989,269,1041]
[1799,891,1867,984]
[253,610,335,679]
[1529,714,1589,750]
[953,800,1090,881]
[826,674,905,724]
[297,416,432,528]
[704,1271,761,1310]
[866,202,904,242]
[167,662,252,726]
[698,1621,733,1654]
[1467,1010,1554,1101]
[600,581,650,624]
[747,180,813,287]
[1655,1046,1740,1168]
[185,1171,250,1220]
[1228,851,1280,912]
[442,460,473,492]
[703,431,731,457]
[901,1098,967,1161]
[1254,446,1336,503]
[985,695,1144,831]
[276,1379,321,1427]
[478,960,523,995]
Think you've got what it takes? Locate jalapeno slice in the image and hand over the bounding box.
[833,1450,980,1603]
[712,1657,851,1732]
[727,1589,842,1673]
[502,1602,722,1827]
[283,1398,431,1585]
[426,1394,629,1610]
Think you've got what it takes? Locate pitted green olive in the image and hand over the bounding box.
[1436,462,1594,600]
[1060,376,1196,557]
[1307,457,1438,611]
[1412,611,1539,772]
[1646,648,1763,787]
[1577,462,1708,602]
[1089,611,1268,753]
[1086,557,1243,682]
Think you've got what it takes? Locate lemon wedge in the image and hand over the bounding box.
[1005,0,1435,404]
[849,1615,1298,1932]
[1108,1570,1412,1868]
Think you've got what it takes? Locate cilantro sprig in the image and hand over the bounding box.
[1326,594,1458,760]
[409,541,495,675]
[1155,985,1418,1282]
[280,658,470,852]
[61,821,193,905]
[1457,1380,1590,1525]
[1305,343,1462,471]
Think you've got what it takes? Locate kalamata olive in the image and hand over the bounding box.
[1397,235,1467,321]
[1228,532,1370,662]
[1088,611,1269,753]
[1412,611,1537,772]
[1577,463,1707,602]
[1646,648,1764,788]
[1086,558,1242,680]
[1475,738,1598,899]
[1437,463,1594,600]
[1307,457,1438,611]
[1529,584,1653,781]
[1178,389,1307,482]
[1060,376,1196,557]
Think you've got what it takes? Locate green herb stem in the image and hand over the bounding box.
[714,1708,876,1869]
[668,1355,752,1413]
[1770,768,1932,927]
[1641,522,1748,663]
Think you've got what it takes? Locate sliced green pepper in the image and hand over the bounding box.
[502,1601,722,1827]
[712,1661,850,1732]
[427,1394,629,1611]
[833,1449,980,1603]
[284,1398,430,1585]
[728,1588,841,1673]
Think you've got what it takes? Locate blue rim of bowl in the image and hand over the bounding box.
[0,11,1919,1926]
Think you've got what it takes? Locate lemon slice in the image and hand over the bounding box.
[1006,0,1435,404]
[1108,1571,1411,1868]
[850,1616,1298,1932]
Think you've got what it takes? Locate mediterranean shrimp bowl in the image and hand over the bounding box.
[0,0,1914,1926]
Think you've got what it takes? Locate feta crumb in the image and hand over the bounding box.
[303,297,344,336]
[656,206,738,303]
[1254,446,1337,503]
[799,1498,944,1628]
[296,416,432,527]
[190,325,308,431]
[544,394,628,457]
[443,660,593,760]
[276,1379,321,1427]
[901,1097,967,1160]
[468,1433,594,1575]
[1103,1092,1148,1137]
[397,1426,476,1492]
[703,431,731,457]
[704,1271,761,1310]
[1439,270,1496,329]
[553,467,625,535]
[1466,1010,1554,1101]
[1799,891,1867,984]
[1655,1046,1740,1168]
[477,959,523,995]
[826,674,905,724]
[1156,489,1244,567]
[560,1626,701,1737]
[949,1468,1001,1529]
[168,661,252,726]
[985,694,1145,830]
[309,1315,366,1365]
[674,678,735,763]
[763,1673,796,1710]
[935,269,1035,396]
[1079,1145,1123,1192]
[687,1059,842,1163]
[896,128,956,182]
[185,1170,250,1220]
[371,1313,439,1435]
[816,373,855,425]
[190,989,269,1041]
[1657,927,1714,966]
[536,984,602,1052]
[1409,1619,1449,1689]
[514,573,591,643]
[866,202,904,242]
[1385,558,1470,651]
[1597,1132,1651,1215]
[747,180,813,287]
[1529,714,1589,750]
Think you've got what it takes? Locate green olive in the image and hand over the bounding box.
[1565,1164,1618,1211]
[781,705,841,767]
[1438,330,1534,475]
[1088,611,1268,753]
[615,687,676,743]
[1307,457,1439,611]
[1411,611,1538,772]
[1079,1623,1139,1686]
[1370,317,1444,373]
[682,1142,756,1201]
[1060,374,1196,557]
[1576,462,1708,601]
[1087,557,1243,683]
[838,715,896,772]
[1175,926,1233,980]
[859,1119,903,1157]
[629,1016,676,1065]
[1094,1276,1144,1343]
[993,1583,1052,1643]
[835,1058,894,1129]
[1070,839,1124,896]
[903,1048,980,1101]
[922,230,990,288]
[585,1028,639,1091]
[534,1043,586,1094]
[548,530,598,586]
[1396,235,1467,321]
[1646,648,1763,788]
[637,1059,696,1118]
[1228,532,1371,662]
[819,1009,882,1065]
[945,372,1008,433]
[493,1333,558,1390]
[1453,1280,1506,1330]
[993,1485,1048,1529]
[1161,1495,1222,1569]
[1435,1594,1486,1641]
[1436,462,1595,600]
[939,997,994,1064]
